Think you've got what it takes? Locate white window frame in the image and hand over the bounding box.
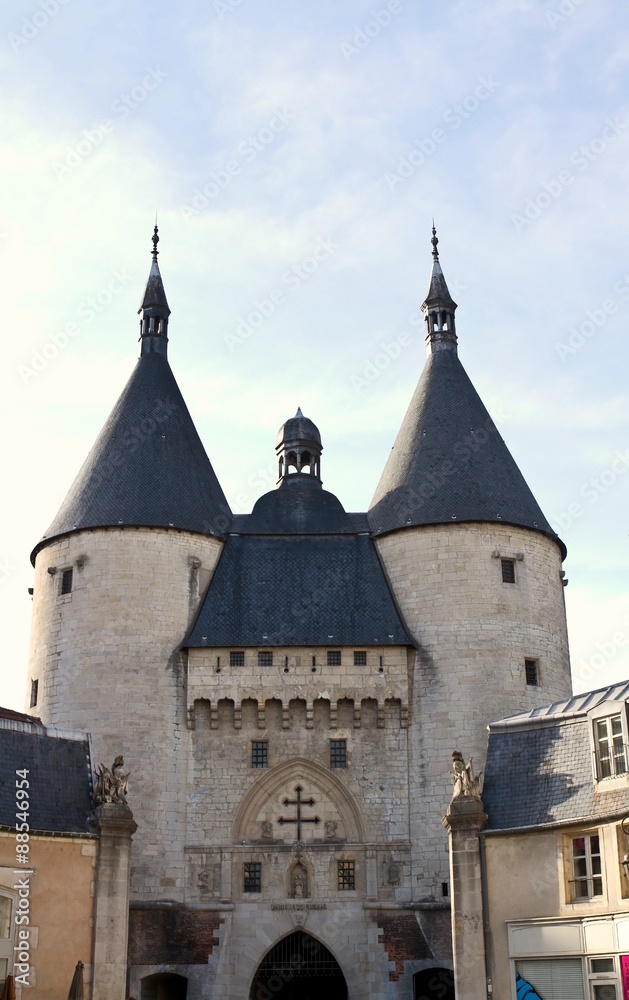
[569,833,603,902]
[0,890,16,988]
[587,701,629,786]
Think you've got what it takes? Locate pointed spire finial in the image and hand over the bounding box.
[295,406,303,417]
[431,223,439,261]
[152,224,159,262]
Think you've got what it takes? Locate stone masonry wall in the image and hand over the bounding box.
[376,522,572,898]
[26,527,223,899]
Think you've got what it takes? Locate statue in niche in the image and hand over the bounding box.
[451,750,483,801]
[324,820,338,840]
[261,820,273,839]
[386,862,400,885]
[197,869,210,892]
[291,863,308,899]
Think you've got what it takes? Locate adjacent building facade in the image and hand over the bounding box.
[23,227,574,998]
[447,681,629,1000]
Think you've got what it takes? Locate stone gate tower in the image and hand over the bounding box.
[25,229,572,1000]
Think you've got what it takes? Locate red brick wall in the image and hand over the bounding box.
[374,911,432,981]
[129,907,221,965]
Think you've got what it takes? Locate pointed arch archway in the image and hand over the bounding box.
[232,755,366,843]
[250,931,348,1000]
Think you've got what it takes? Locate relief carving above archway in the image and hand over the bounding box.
[232,756,366,844]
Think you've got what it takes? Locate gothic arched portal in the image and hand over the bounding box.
[250,931,348,1000]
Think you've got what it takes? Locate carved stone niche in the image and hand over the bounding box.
[289,862,309,899]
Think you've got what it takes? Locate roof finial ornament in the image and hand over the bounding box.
[151,223,159,262]
[431,222,439,261]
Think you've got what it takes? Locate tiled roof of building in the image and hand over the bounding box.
[368,348,563,553]
[186,528,413,648]
[483,681,629,831]
[0,721,93,835]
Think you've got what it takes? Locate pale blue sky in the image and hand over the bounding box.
[1,0,628,709]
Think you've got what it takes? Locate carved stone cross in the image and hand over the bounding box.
[278,786,320,840]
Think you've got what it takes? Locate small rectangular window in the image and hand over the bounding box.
[330,740,347,768]
[525,659,539,686]
[501,559,516,584]
[571,834,603,899]
[244,862,261,893]
[230,651,245,667]
[338,860,355,890]
[327,650,341,666]
[595,714,627,779]
[29,679,38,708]
[258,651,273,667]
[354,651,367,666]
[251,741,268,768]
[60,568,73,595]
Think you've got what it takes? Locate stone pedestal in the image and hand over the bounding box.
[92,803,138,1000]
[442,796,488,1000]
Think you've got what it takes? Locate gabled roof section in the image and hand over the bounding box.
[483,680,629,831]
[185,532,413,648]
[368,349,563,552]
[0,721,93,835]
[33,353,231,560]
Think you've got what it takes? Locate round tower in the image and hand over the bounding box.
[368,229,572,897]
[26,230,232,900]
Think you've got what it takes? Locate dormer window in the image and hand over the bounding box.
[595,714,627,779]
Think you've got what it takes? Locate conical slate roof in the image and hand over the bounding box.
[32,353,232,561]
[369,232,563,554]
[32,234,231,561]
[368,348,563,553]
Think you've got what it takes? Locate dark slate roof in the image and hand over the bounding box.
[483,681,629,831]
[0,721,93,835]
[140,257,170,313]
[238,477,356,535]
[368,348,565,556]
[185,531,412,647]
[32,352,232,561]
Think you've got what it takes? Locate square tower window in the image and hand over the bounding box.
[501,559,516,584]
[60,568,73,595]
[330,740,347,768]
[354,651,367,666]
[251,742,268,768]
[327,651,341,666]
[525,659,539,686]
[258,651,273,667]
[338,861,355,890]
[244,862,261,893]
[230,651,245,667]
